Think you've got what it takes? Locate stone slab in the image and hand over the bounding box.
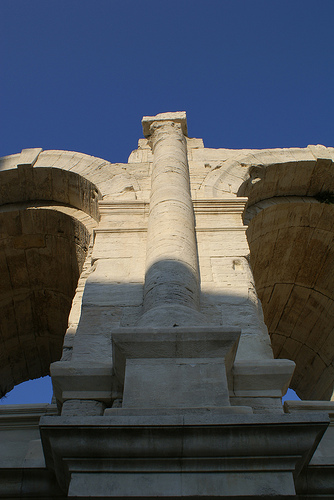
[142,111,187,137]
[40,413,329,497]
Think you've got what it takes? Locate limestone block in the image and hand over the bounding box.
[69,470,295,497]
[233,359,295,397]
[193,199,247,228]
[199,247,273,361]
[62,399,105,416]
[98,200,149,229]
[70,307,114,362]
[119,305,143,327]
[197,255,214,282]
[86,257,145,285]
[92,231,147,261]
[191,147,241,162]
[211,256,248,285]
[34,151,62,167]
[196,230,249,257]
[307,144,333,161]
[0,153,21,171]
[186,137,204,149]
[17,148,43,167]
[82,281,143,307]
[122,357,232,409]
[51,362,113,404]
[228,324,273,362]
[128,148,153,163]
[97,173,140,199]
[112,327,241,411]
[142,111,187,137]
[230,396,283,413]
[81,257,144,307]
[23,439,46,468]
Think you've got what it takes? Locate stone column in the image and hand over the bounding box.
[109,113,244,414]
[139,112,203,326]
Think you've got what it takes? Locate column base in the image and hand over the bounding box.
[112,327,241,410]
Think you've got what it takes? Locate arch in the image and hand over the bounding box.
[0,166,101,221]
[0,148,143,202]
[0,207,94,396]
[245,196,334,400]
[0,156,103,398]
[201,148,334,401]
[200,145,334,203]
[0,149,146,398]
[0,148,144,204]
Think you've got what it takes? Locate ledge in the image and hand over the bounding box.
[40,413,329,497]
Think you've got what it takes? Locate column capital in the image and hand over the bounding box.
[142,111,188,138]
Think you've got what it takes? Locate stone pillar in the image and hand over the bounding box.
[139,112,203,326]
[107,113,246,414]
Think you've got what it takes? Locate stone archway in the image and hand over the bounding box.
[245,196,334,400]
[0,158,101,397]
[201,146,334,400]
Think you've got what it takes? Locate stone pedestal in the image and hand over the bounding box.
[38,112,328,498]
[109,327,249,414]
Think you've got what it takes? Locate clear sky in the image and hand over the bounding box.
[2,0,332,404]
[2,0,334,162]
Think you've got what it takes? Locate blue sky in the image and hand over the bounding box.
[2,0,334,162]
[2,0,333,404]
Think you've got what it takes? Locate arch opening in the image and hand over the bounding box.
[246,198,334,401]
[0,207,91,397]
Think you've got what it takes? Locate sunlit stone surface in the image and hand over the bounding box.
[0,113,333,498]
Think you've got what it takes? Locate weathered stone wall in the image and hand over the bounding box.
[0,113,333,498]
